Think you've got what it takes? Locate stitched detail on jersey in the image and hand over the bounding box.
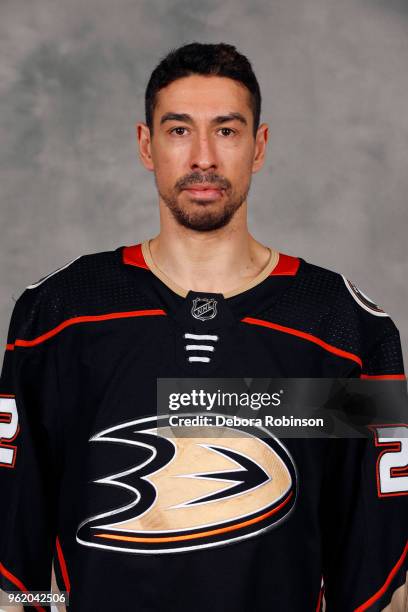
[191,297,218,321]
[6,309,167,348]
[241,316,363,367]
[341,275,388,317]
[96,493,295,544]
[183,332,219,363]
[76,415,298,554]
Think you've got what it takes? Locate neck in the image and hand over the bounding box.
[147,224,275,295]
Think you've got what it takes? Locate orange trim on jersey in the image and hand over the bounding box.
[315,580,324,612]
[6,309,167,348]
[55,535,71,593]
[241,316,363,367]
[96,490,294,545]
[122,244,149,269]
[360,374,407,380]
[354,540,408,611]
[0,393,15,398]
[270,252,300,276]
[0,562,46,612]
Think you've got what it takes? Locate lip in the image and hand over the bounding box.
[183,186,223,200]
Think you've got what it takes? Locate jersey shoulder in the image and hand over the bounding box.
[8,246,153,344]
[295,257,404,374]
[299,257,393,322]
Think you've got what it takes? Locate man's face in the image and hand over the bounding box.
[138,75,268,232]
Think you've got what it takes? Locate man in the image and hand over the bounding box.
[0,42,407,611]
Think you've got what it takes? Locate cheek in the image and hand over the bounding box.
[153,147,186,177]
[225,152,254,184]
[218,141,254,166]
[154,161,181,193]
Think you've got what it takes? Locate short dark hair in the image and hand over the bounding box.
[145,42,262,138]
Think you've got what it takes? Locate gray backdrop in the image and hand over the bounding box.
[1,0,407,367]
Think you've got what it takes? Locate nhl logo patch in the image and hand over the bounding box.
[191,297,218,321]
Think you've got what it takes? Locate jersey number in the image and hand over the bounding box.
[374,425,408,496]
[0,397,19,468]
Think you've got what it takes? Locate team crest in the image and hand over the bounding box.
[191,297,218,321]
[342,275,388,317]
[76,415,297,554]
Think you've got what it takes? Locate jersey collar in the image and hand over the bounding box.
[122,239,300,299]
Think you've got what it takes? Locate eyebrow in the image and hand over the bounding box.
[159,112,248,127]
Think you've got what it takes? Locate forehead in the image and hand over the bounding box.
[154,74,252,119]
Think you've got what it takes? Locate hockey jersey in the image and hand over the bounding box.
[0,239,407,611]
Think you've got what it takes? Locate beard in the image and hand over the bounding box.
[156,171,250,232]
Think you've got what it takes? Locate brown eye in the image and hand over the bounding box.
[170,127,187,136]
[219,128,235,137]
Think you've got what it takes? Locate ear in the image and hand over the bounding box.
[252,122,269,174]
[136,122,154,171]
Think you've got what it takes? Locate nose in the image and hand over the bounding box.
[189,133,217,172]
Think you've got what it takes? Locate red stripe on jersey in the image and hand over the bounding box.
[315,580,324,612]
[242,316,363,367]
[360,374,406,380]
[122,244,149,269]
[8,310,167,348]
[270,252,300,276]
[0,562,46,612]
[354,540,408,611]
[55,535,71,593]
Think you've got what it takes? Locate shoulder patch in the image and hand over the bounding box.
[26,255,82,289]
[341,275,388,317]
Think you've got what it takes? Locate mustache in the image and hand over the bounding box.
[176,172,231,191]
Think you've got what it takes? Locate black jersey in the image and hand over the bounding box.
[0,240,407,611]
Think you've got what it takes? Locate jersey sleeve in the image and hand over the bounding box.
[360,320,406,380]
[320,320,408,611]
[0,289,62,611]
